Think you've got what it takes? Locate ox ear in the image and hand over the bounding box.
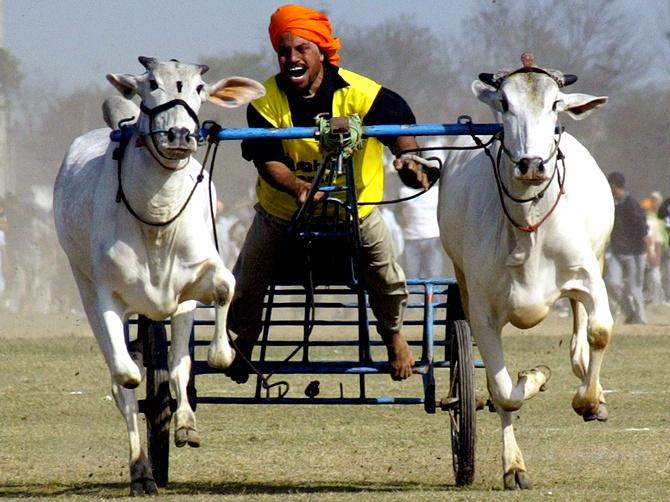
[207,77,266,108]
[472,80,503,111]
[106,73,140,99]
[556,92,608,120]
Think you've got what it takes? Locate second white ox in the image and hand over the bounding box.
[53,57,264,495]
[437,55,612,490]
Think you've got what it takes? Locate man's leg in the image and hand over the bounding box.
[358,209,414,380]
[226,208,286,383]
[604,253,627,320]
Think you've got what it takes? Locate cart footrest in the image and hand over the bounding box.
[195,396,429,405]
[192,360,434,375]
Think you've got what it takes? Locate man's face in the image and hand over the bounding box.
[276,32,324,96]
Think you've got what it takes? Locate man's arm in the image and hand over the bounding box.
[365,88,434,190]
[258,161,318,206]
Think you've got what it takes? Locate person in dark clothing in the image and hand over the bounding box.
[225,4,432,383]
[604,171,650,324]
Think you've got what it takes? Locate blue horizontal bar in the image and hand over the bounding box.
[209,122,502,141]
[110,123,501,143]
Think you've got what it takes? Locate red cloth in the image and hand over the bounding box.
[268,4,341,65]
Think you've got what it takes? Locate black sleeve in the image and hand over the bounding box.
[362,87,417,149]
[240,105,292,169]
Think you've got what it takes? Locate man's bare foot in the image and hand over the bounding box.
[383,332,415,381]
[223,338,255,384]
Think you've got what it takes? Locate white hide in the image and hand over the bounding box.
[53,57,264,494]
[437,69,612,489]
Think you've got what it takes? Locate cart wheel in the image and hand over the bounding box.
[141,317,172,488]
[448,319,476,486]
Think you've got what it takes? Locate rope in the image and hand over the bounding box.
[315,114,364,158]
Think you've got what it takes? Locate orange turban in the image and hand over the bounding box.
[269,4,341,66]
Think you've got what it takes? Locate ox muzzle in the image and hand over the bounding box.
[140,99,201,158]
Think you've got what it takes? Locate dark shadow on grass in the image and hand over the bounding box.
[0,479,467,498]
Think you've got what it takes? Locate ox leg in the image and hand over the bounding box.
[568,277,612,421]
[207,267,236,369]
[71,270,142,388]
[170,304,200,448]
[473,314,551,490]
[68,268,153,493]
[112,381,158,496]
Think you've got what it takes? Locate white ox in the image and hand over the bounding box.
[437,56,612,489]
[53,57,264,495]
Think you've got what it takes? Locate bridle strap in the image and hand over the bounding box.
[495,129,562,204]
[464,121,566,233]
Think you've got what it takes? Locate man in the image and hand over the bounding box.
[226,4,431,382]
[604,172,649,324]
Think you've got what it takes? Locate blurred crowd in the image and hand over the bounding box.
[603,172,670,325]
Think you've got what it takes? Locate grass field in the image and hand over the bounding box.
[1,307,669,501]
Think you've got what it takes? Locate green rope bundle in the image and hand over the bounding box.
[315,114,364,159]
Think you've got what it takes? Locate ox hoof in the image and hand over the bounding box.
[582,403,608,422]
[207,344,236,370]
[517,365,551,391]
[503,470,532,490]
[130,476,158,496]
[175,426,201,448]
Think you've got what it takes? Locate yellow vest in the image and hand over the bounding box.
[251,68,384,221]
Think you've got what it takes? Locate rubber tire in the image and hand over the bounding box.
[448,319,476,486]
[142,318,172,488]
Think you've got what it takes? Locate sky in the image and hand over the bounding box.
[3,0,472,91]
[2,0,667,91]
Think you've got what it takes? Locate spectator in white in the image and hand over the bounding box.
[398,140,446,279]
[215,200,242,270]
[379,207,405,260]
[604,172,649,324]
[398,182,445,279]
[640,197,666,305]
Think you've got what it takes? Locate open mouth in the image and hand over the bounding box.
[287,66,307,80]
[160,144,196,160]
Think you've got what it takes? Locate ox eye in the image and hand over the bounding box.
[196,84,205,93]
[500,98,509,112]
[176,81,183,93]
[149,79,159,91]
[552,100,561,111]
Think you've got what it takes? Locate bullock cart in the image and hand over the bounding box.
[123,119,501,488]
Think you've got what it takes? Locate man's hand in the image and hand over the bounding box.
[394,156,431,190]
[294,179,325,207]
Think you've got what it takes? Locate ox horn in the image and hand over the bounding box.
[562,74,578,87]
[197,64,210,75]
[138,56,158,70]
[479,73,500,88]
